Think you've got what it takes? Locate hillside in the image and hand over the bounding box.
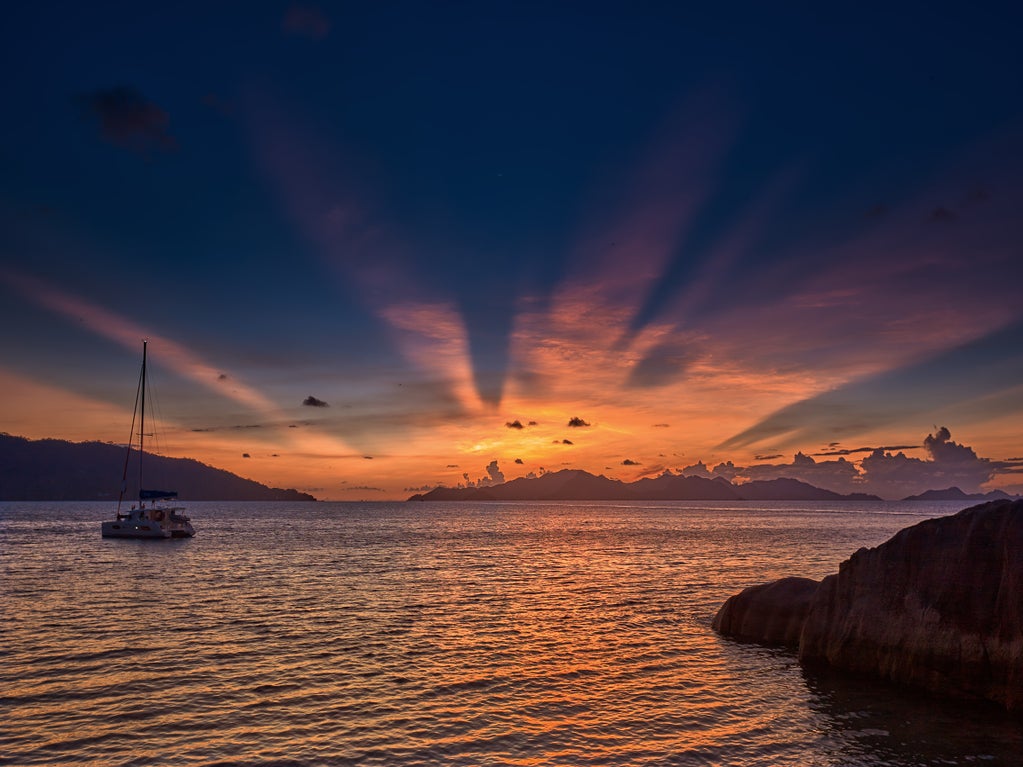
[408,469,883,502]
[901,486,1015,502]
[0,434,316,501]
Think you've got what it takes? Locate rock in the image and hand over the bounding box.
[798,499,1023,711]
[712,576,820,647]
[712,500,1023,712]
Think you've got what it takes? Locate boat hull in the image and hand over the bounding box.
[101,508,195,539]
[101,520,172,539]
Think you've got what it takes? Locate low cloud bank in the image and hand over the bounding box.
[684,427,1020,498]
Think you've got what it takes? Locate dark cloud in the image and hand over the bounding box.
[514,458,524,464]
[242,453,250,458]
[928,206,957,223]
[622,459,640,466]
[814,444,919,457]
[79,86,176,154]
[404,484,435,492]
[283,5,331,39]
[363,455,373,460]
[528,421,538,426]
[217,373,229,381]
[963,186,990,205]
[446,464,459,468]
[303,395,329,407]
[506,420,524,429]
[652,423,670,428]
[567,417,590,427]
[754,454,783,461]
[345,486,386,493]
[554,439,574,445]
[924,426,976,463]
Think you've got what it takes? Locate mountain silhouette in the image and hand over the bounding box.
[901,486,1014,502]
[407,470,883,502]
[0,434,316,501]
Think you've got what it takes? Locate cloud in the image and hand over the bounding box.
[693,427,1006,498]
[652,423,670,428]
[283,5,331,39]
[708,452,865,493]
[79,86,176,154]
[461,460,506,488]
[928,206,957,223]
[242,453,250,458]
[924,426,977,463]
[718,319,1023,451]
[854,427,999,498]
[506,419,524,429]
[514,458,524,464]
[344,486,386,493]
[754,454,783,460]
[813,444,919,457]
[622,458,640,466]
[303,395,329,407]
[567,417,590,427]
[217,373,229,381]
[554,439,574,445]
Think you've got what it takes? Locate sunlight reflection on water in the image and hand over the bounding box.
[2,501,1020,766]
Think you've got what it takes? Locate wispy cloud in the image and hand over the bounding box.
[719,318,1023,451]
[0,268,359,471]
[78,86,176,154]
[0,269,278,412]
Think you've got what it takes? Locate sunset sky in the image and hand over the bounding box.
[2,3,1022,500]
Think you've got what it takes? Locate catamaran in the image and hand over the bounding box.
[101,341,195,539]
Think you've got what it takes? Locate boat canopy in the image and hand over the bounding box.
[140,489,178,500]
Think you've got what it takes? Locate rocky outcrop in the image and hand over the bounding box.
[714,500,1023,712]
[712,577,819,647]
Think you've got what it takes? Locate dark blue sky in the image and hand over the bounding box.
[2,2,1021,498]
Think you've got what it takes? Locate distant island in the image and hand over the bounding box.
[408,469,883,502]
[901,486,1016,502]
[0,434,316,501]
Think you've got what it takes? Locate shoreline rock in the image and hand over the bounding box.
[713,500,1023,712]
[711,576,819,647]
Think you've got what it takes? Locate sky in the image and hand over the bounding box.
[2,2,1022,500]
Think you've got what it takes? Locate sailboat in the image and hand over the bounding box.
[101,341,195,539]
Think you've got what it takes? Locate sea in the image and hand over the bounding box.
[2,500,1021,766]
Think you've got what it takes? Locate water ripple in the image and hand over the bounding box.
[3,500,1021,766]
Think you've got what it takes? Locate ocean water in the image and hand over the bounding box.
[2,500,1020,766]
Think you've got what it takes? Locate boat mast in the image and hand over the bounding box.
[116,342,145,516]
[139,340,147,502]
